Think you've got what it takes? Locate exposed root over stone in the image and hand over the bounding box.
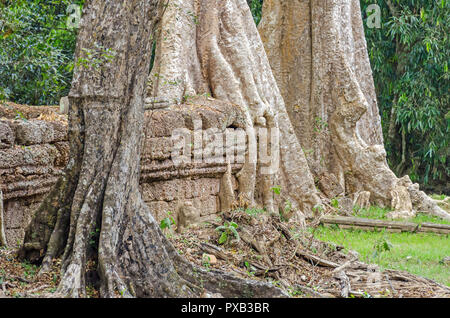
[148,0,323,220]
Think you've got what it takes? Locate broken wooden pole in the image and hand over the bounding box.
[320,215,450,235]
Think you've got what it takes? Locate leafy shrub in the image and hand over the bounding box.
[215,221,240,245]
[361,0,449,190]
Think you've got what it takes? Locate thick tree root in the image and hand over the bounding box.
[51,188,286,298]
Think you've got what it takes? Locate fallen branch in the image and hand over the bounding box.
[199,242,229,261]
[10,275,33,284]
[334,271,350,298]
[296,250,340,268]
[332,257,358,274]
[24,284,49,296]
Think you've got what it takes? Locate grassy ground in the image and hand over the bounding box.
[313,204,450,287]
[356,205,450,225]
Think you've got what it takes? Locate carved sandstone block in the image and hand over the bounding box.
[0,120,14,149]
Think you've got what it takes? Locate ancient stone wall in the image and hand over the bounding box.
[0,105,68,247]
[0,98,243,247]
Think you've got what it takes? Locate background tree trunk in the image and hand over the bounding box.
[258,0,450,220]
[19,0,286,298]
[0,190,6,246]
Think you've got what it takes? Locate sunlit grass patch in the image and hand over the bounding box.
[313,226,450,286]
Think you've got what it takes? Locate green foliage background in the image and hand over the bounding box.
[0,0,83,105]
[360,0,449,192]
[0,0,448,193]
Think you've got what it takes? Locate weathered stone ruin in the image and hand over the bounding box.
[0,104,68,247]
[0,98,247,247]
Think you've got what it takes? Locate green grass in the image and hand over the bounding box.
[313,205,450,286]
[431,194,446,201]
[314,227,449,286]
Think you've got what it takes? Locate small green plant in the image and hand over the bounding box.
[352,204,362,215]
[270,186,293,221]
[202,254,211,271]
[279,200,292,222]
[215,221,240,245]
[160,211,176,230]
[313,117,328,133]
[89,227,100,248]
[331,198,339,209]
[371,234,393,262]
[21,261,37,279]
[119,288,127,297]
[14,111,27,121]
[52,274,58,284]
[271,186,281,195]
[287,286,305,297]
[243,207,266,217]
[244,261,256,277]
[313,204,324,214]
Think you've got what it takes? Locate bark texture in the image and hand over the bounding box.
[19,0,286,298]
[148,0,322,220]
[0,190,6,246]
[258,0,449,220]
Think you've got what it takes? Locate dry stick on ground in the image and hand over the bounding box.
[198,242,229,261]
[334,271,350,298]
[24,284,50,296]
[296,250,340,268]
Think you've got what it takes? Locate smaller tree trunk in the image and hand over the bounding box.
[258,0,450,221]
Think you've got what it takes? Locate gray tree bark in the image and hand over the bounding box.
[19,0,286,298]
[0,190,6,246]
[258,0,449,220]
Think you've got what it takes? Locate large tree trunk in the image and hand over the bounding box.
[147,0,322,220]
[258,0,450,220]
[18,0,286,298]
